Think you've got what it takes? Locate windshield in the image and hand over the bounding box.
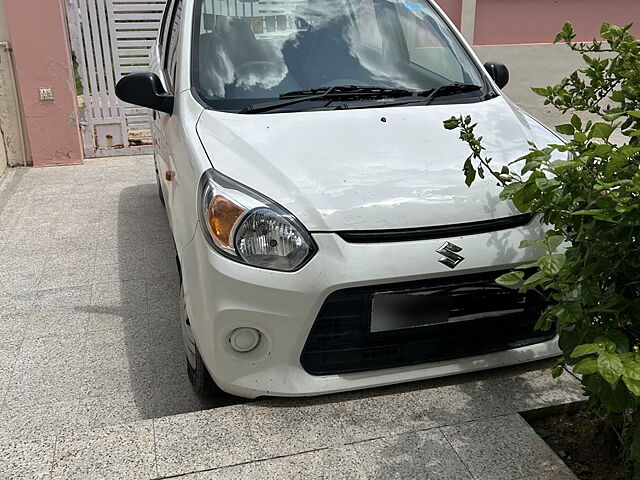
[192,0,488,112]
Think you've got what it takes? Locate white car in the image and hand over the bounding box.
[116,0,561,398]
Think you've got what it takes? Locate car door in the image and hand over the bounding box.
[152,0,183,230]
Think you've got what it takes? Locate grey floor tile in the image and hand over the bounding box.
[0,293,34,321]
[514,467,578,479]
[78,393,154,430]
[492,367,585,412]
[31,286,92,313]
[14,334,86,369]
[0,399,82,442]
[353,429,474,480]
[244,398,348,458]
[171,462,265,479]
[441,414,566,480]
[4,368,84,409]
[38,262,95,290]
[0,313,29,351]
[26,311,88,338]
[334,389,441,442]
[261,445,367,479]
[154,405,259,477]
[0,437,55,480]
[52,420,156,480]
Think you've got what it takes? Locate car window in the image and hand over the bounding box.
[192,0,485,111]
[158,0,174,65]
[164,0,184,91]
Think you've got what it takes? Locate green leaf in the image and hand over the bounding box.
[627,110,640,119]
[570,343,601,358]
[463,158,476,187]
[570,114,582,130]
[495,271,525,286]
[590,122,615,140]
[556,124,575,135]
[538,253,566,276]
[623,376,640,396]
[546,235,564,253]
[623,361,640,380]
[522,270,548,288]
[594,336,617,353]
[597,351,624,386]
[573,357,598,375]
[499,182,525,201]
[552,364,564,378]
[443,117,461,130]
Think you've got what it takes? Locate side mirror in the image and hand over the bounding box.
[483,62,510,89]
[115,72,174,114]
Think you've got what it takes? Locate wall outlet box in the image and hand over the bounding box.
[38,88,54,101]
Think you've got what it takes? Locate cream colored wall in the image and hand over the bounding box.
[0,0,28,171]
[474,43,584,126]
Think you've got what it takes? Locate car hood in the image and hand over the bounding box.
[196,96,560,231]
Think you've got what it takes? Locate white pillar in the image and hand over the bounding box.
[460,0,477,44]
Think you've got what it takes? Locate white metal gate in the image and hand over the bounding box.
[65,0,167,157]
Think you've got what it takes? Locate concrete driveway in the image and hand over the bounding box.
[0,155,583,479]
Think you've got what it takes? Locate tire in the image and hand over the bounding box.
[180,283,222,397]
[155,167,165,206]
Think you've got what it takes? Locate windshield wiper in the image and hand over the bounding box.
[238,84,481,114]
[239,86,417,114]
[330,83,482,111]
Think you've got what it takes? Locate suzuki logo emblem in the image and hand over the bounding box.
[437,242,465,269]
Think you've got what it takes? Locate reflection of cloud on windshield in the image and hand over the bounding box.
[343,24,424,90]
[199,18,290,97]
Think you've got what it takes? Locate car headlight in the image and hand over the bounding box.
[198,169,317,271]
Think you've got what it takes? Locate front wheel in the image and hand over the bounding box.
[180,283,222,397]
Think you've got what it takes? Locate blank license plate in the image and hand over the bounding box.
[370,292,451,333]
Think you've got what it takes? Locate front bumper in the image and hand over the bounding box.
[180,220,560,399]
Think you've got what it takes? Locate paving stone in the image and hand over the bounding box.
[494,367,585,412]
[31,285,92,313]
[0,399,82,442]
[354,429,474,480]
[154,405,259,477]
[515,467,578,480]
[0,313,29,351]
[78,393,153,430]
[52,420,156,480]
[171,462,265,479]
[244,398,349,458]
[441,414,566,480]
[26,310,89,338]
[334,379,515,442]
[0,437,55,480]
[260,445,367,479]
[0,293,34,321]
[4,365,84,409]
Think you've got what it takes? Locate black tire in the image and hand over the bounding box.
[155,168,165,206]
[180,283,223,397]
[186,344,223,397]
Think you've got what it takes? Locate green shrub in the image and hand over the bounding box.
[444,22,640,475]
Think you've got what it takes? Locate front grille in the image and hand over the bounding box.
[300,270,553,375]
[337,214,533,243]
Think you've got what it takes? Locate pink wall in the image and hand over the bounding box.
[4,0,83,166]
[474,0,640,46]
[434,0,463,29]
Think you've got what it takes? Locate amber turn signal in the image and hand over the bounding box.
[207,195,245,247]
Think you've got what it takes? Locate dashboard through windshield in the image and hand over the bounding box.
[192,0,488,112]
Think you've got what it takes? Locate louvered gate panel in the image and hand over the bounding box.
[66,0,166,157]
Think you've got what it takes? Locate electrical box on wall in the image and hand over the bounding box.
[38,88,54,101]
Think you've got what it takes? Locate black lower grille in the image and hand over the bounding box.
[300,270,553,375]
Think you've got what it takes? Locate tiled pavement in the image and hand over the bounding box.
[0,156,584,479]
